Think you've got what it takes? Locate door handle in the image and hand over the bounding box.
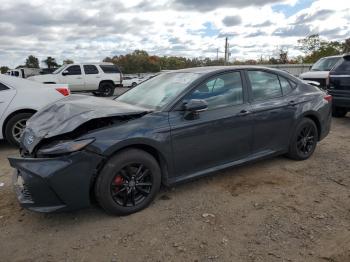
[96,76,101,78]
[237,109,251,116]
[76,77,83,79]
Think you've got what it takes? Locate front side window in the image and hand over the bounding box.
[185,72,243,110]
[247,71,282,100]
[84,65,99,75]
[116,72,201,110]
[334,58,350,74]
[65,65,81,75]
[0,82,9,91]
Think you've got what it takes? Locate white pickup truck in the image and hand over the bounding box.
[6,68,41,78]
[28,63,123,96]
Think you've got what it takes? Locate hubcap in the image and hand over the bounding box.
[110,164,153,207]
[12,118,28,142]
[297,125,316,155]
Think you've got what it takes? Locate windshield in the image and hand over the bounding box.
[116,72,201,110]
[311,57,341,71]
[53,65,67,74]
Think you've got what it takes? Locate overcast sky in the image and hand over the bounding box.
[0,0,349,68]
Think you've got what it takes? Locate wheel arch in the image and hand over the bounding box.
[300,112,322,141]
[2,109,37,139]
[99,80,115,87]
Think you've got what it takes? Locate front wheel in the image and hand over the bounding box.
[95,149,161,215]
[96,82,115,97]
[287,118,318,161]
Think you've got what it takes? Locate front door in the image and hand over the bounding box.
[0,82,16,120]
[169,71,253,179]
[59,65,85,91]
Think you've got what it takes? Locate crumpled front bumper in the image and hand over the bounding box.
[8,151,104,213]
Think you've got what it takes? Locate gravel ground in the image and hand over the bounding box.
[0,117,349,262]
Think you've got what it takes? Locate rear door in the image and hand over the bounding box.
[169,71,253,178]
[59,65,85,91]
[83,65,101,90]
[245,70,298,153]
[0,82,16,120]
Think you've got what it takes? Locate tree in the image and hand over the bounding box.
[25,55,39,68]
[43,57,58,69]
[298,34,343,63]
[63,59,74,64]
[0,66,10,74]
[344,38,350,53]
[279,49,288,64]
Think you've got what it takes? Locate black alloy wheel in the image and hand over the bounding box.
[95,149,161,215]
[110,164,153,207]
[287,118,318,160]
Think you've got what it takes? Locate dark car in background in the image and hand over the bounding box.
[9,66,332,216]
[327,54,350,117]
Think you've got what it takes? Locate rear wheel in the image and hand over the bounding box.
[95,149,161,215]
[332,107,347,117]
[95,82,115,97]
[131,82,137,87]
[5,112,33,146]
[287,118,318,160]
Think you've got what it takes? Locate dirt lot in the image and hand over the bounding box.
[0,117,349,262]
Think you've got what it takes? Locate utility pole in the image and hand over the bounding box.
[224,37,228,65]
[216,48,219,61]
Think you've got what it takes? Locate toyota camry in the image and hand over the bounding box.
[8,66,332,215]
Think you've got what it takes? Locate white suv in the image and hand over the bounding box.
[28,63,123,96]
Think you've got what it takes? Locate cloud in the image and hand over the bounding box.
[246,31,268,37]
[250,20,274,27]
[222,16,242,26]
[294,9,335,24]
[273,24,313,37]
[172,0,288,12]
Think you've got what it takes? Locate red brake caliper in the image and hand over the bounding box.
[114,175,124,187]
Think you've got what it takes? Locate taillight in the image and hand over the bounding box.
[324,94,332,102]
[56,87,70,96]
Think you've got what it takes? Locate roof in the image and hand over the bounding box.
[171,65,290,74]
[0,74,46,89]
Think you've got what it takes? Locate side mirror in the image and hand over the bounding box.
[184,99,208,113]
[62,70,69,76]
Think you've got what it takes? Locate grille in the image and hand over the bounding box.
[21,183,33,202]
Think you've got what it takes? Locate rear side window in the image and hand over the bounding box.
[278,76,293,95]
[186,72,243,110]
[0,82,9,91]
[84,65,99,75]
[65,65,81,75]
[334,58,350,74]
[100,65,120,74]
[247,71,282,100]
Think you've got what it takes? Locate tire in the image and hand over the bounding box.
[287,118,318,161]
[95,149,161,215]
[5,112,33,146]
[97,82,115,97]
[332,107,347,118]
[131,82,137,87]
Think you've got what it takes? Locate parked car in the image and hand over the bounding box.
[9,66,332,215]
[299,55,343,89]
[28,63,123,97]
[6,68,41,78]
[122,76,143,87]
[0,75,70,146]
[327,54,350,117]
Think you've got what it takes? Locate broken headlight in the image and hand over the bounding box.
[38,138,95,156]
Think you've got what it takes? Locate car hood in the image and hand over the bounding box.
[21,95,150,153]
[299,71,329,79]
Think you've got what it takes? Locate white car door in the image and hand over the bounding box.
[59,65,85,91]
[83,65,101,90]
[0,82,16,120]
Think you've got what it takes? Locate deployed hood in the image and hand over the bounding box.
[299,71,329,79]
[21,95,149,152]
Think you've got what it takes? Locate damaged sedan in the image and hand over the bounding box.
[8,66,332,215]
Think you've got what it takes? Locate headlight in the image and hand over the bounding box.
[38,138,95,156]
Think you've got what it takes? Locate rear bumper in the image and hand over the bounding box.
[8,151,104,213]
